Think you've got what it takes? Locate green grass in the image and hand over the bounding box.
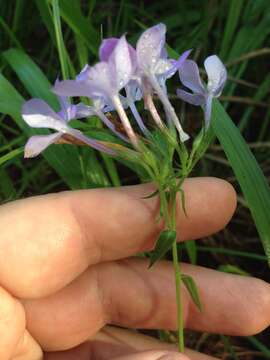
[0,1,270,358]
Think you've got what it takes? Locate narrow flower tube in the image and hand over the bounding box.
[149,75,189,142]
[111,95,139,149]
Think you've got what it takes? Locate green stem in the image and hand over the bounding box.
[171,193,184,352]
[172,241,184,351]
[159,186,185,352]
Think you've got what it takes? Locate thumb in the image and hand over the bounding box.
[112,350,190,360]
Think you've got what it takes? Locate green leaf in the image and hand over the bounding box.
[247,336,270,357]
[34,0,56,45]
[178,187,187,217]
[3,48,58,107]
[218,264,249,276]
[51,0,70,79]
[212,100,270,265]
[185,241,197,265]
[220,0,245,59]
[182,274,202,312]
[141,189,159,199]
[0,147,24,166]
[57,0,99,55]
[149,230,177,268]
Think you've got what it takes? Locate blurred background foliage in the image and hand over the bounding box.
[0,0,270,358]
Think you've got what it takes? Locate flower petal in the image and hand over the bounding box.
[136,23,166,72]
[176,89,205,106]
[76,64,91,82]
[179,59,205,94]
[108,35,133,90]
[126,80,143,102]
[99,38,119,61]
[204,55,227,96]
[168,49,192,77]
[22,99,66,131]
[54,79,71,120]
[154,59,174,76]
[24,133,62,158]
[74,103,96,118]
[52,79,93,98]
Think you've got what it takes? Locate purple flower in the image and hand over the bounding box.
[136,24,191,90]
[99,38,147,134]
[22,97,114,158]
[53,36,139,148]
[136,23,190,142]
[177,55,227,128]
[53,35,134,106]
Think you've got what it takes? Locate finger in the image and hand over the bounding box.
[111,350,190,360]
[44,326,217,360]
[94,326,218,360]
[0,286,25,359]
[0,287,42,360]
[12,330,43,360]
[23,259,270,351]
[0,177,236,298]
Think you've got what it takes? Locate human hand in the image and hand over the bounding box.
[0,177,269,360]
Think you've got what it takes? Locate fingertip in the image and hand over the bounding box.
[203,176,237,228]
[180,177,237,240]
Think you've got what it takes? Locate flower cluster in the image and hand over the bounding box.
[22,23,227,158]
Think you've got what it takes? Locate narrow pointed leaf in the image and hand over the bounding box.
[212,100,270,265]
[182,274,202,312]
[3,48,58,107]
[218,264,249,276]
[0,148,24,166]
[149,230,176,268]
[142,189,159,199]
[57,0,99,54]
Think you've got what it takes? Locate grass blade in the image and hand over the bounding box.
[57,0,99,55]
[3,48,58,107]
[51,0,69,79]
[212,100,270,264]
[0,147,24,166]
[220,0,244,59]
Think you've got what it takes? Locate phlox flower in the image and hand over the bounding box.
[136,23,190,142]
[177,55,227,128]
[53,36,139,147]
[22,95,113,158]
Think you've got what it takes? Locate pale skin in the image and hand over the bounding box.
[0,177,270,360]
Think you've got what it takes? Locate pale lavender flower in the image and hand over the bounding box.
[53,36,139,148]
[22,97,114,158]
[53,36,133,101]
[99,37,148,135]
[177,55,227,128]
[136,23,190,142]
[136,23,191,90]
